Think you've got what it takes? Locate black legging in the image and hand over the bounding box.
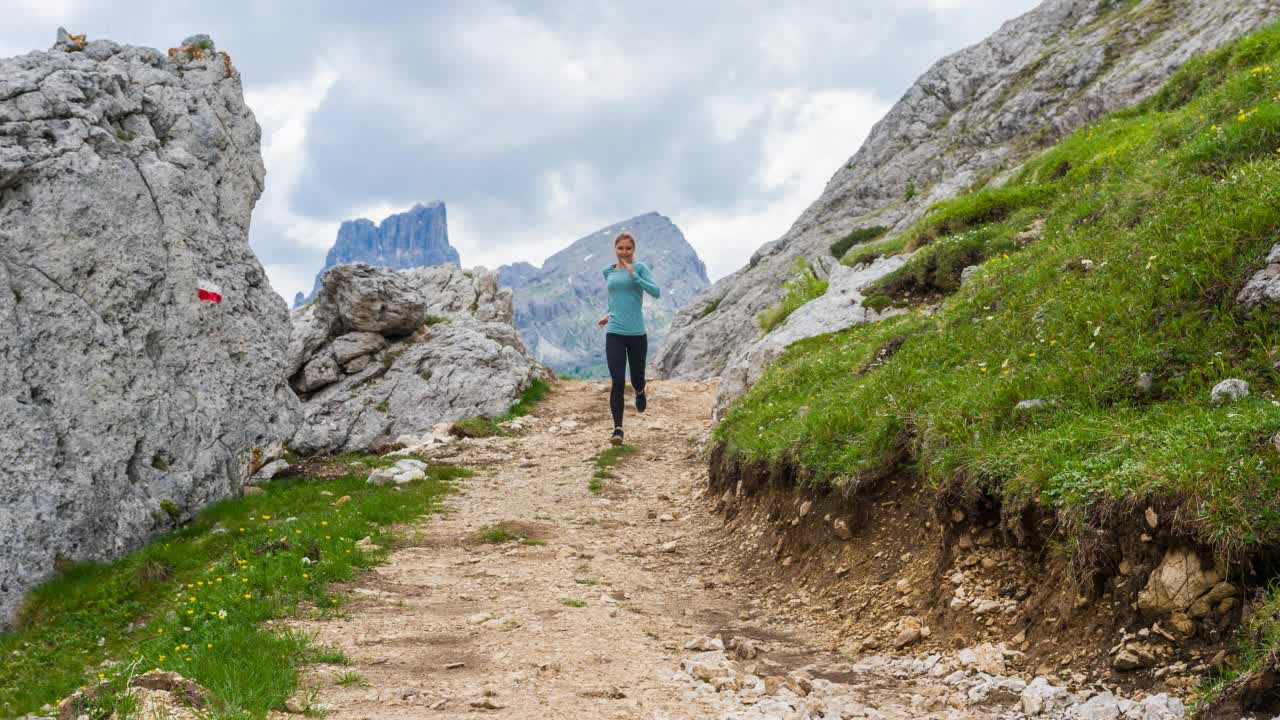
[605,333,647,429]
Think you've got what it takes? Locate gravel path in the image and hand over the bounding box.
[286,380,1183,720]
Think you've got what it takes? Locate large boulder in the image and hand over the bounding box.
[288,263,543,453]
[0,32,297,626]
[656,0,1280,381]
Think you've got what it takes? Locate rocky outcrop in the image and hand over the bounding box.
[296,202,459,307]
[714,255,909,418]
[288,263,542,453]
[0,32,296,625]
[657,0,1280,382]
[497,212,709,377]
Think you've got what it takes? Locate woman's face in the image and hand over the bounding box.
[615,239,635,263]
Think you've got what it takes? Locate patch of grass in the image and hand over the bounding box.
[449,377,552,439]
[374,400,389,414]
[159,499,181,522]
[574,578,598,585]
[901,184,1054,250]
[699,297,722,319]
[381,348,404,368]
[449,417,505,438]
[757,258,829,334]
[330,452,428,470]
[717,22,1280,553]
[498,377,551,422]
[830,225,889,259]
[0,462,470,717]
[841,234,910,267]
[475,523,519,544]
[904,177,916,201]
[558,598,587,608]
[424,315,449,326]
[587,444,636,494]
[334,671,367,688]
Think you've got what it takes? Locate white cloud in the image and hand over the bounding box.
[687,88,890,279]
[245,63,339,300]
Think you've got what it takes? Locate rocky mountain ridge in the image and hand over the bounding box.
[497,212,709,377]
[296,202,458,307]
[657,0,1280,383]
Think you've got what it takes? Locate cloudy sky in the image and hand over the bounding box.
[2,0,1039,301]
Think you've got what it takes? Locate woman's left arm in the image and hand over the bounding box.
[635,262,661,299]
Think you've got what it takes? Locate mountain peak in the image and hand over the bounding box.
[296,202,460,307]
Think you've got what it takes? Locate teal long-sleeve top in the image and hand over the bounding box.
[603,262,661,336]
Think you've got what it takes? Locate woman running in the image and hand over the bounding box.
[597,231,661,445]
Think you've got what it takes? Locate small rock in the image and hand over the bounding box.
[657,513,675,522]
[252,458,291,481]
[684,635,725,651]
[444,661,465,669]
[335,495,351,506]
[242,486,265,497]
[1015,398,1048,411]
[1145,507,1159,529]
[798,500,813,517]
[893,617,923,649]
[832,518,853,540]
[285,697,306,714]
[895,578,912,595]
[659,541,678,553]
[1210,378,1249,404]
[1136,372,1154,394]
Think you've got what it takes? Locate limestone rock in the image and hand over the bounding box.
[657,0,1280,381]
[1237,243,1280,308]
[0,31,298,627]
[252,459,291,482]
[956,643,1005,675]
[1021,677,1073,716]
[331,331,387,365]
[1210,378,1249,404]
[288,263,544,453]
[1138,547,1219,616]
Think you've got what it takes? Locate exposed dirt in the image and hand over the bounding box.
[282,380,1066,719]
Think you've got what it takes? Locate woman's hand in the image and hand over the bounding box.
[598,314,609,327]
[620,258,635,275]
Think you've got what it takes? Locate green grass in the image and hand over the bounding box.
[0,463,472,718]
[830,225,889,259]
[558,598,587,608]
[334,671,367,688]
[450,377,552,438]
[588,444,637,493]
[757,258,829,334]
[449,416,506,438]
[699,297,722,319]
[841,234,910,267]
[719,24,1280,548]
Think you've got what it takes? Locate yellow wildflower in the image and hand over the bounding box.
[243,593,252,599]
[158,654,166,661]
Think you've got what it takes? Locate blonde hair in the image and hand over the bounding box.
[614,231,635,247]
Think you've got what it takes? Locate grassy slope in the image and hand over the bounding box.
[718,25,1280,552]
[0,459,471,718]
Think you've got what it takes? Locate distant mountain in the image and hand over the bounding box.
[498,212,709,377]
[295,202,459,307]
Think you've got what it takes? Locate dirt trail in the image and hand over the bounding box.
[287,380,1043,719]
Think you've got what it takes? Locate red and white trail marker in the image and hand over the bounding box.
[197,280,222,304]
